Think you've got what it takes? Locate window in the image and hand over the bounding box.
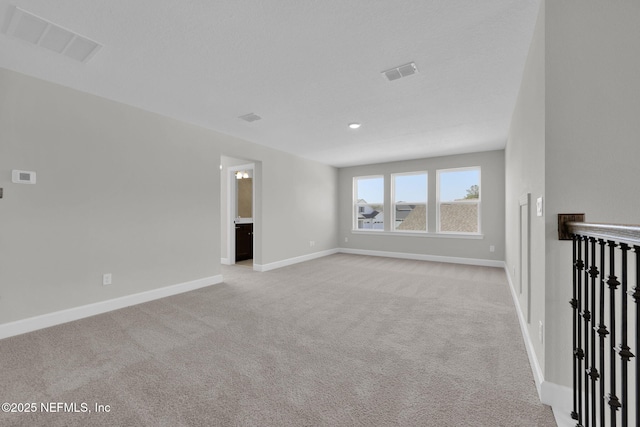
[437,167,481,233]
[392,172,427,232]
[354,176,384,230]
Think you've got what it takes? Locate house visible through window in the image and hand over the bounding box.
[392,172,427,232]
[354,176,384,230]
[437,167,481,233]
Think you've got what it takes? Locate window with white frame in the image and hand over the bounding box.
[437,167,481,233]
[392,172,427,232]
[353,176,384,230]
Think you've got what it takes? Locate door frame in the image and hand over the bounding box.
[519,192,531,323]
[227,163,255,265]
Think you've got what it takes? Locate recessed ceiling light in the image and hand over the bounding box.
[348,123,361,129]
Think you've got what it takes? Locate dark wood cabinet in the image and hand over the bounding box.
[235,223,253,261]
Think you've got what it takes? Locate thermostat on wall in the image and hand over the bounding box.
[12,170,36,184]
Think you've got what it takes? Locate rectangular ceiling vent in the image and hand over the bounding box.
[238,113,262,122]
[382,62,418,82]
[4,6,102,63]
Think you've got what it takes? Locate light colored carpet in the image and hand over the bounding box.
[234,259,254,269]
[0,254,556,426]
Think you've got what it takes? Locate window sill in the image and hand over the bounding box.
[351,230,484,239]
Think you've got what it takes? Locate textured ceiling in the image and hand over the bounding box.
[0,0,541,167]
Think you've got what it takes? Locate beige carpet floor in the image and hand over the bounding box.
[0,254,556,426]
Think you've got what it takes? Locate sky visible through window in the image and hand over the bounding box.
[394,174,426,203]
[357,170,479,204]
[356,177,383,203]
[439,169,479,201]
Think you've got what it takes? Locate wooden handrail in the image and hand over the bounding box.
[566,221,640,246]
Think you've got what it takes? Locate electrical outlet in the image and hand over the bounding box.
[309,240,315,247]
[538,321,544,343]
[345,237,348,243]
[489,245,495,252]
[103,273,112,286]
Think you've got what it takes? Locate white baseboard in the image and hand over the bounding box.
[253,249,339,272]
[0,274,223,340]
[252,247,503,273]
[503,261,544,396]
[503,263,575,426]
[338,247,504,268]
[541,381,573,427]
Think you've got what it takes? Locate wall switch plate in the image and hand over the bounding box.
[536,197,543,217]
[103,273,112,286]
[12,170,36,184]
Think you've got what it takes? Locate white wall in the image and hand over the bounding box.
[544,0,640,388]
[217,146,338,267]
[338,150,505,263]
[0,68,338,325]
[0,68,220,324]
[505,0,546,375]
[506,0,640,394]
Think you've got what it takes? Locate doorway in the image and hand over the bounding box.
[227,163,255,266]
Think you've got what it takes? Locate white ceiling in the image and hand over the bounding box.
[0,0,541,167]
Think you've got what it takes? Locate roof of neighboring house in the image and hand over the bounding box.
[395,204,416,221]
[397,206,426,231]
[439,203,478,232]
[360,210,379,219]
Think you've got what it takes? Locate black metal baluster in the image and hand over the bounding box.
[598,239,608,427]
[630,246,640,427]
[566,224,640,427]
[618,243,635,427]
[572,234,580,422]
[577,237,585,426]
[588,237,599,425]
[607,240,621,426]
[583,237,591,426]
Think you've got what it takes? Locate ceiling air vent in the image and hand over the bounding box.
[4,6,102,63]
[238,113,262,122]
[382,62,418,82]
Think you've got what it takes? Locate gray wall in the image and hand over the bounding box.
[505,0,546,375]
[544,0,640,387]
[0,68,338,325]
[506,0,640,389]
[218,149,338,267]
[338,150,505,262]
[0,68,220,324]
[257,151,338,265]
